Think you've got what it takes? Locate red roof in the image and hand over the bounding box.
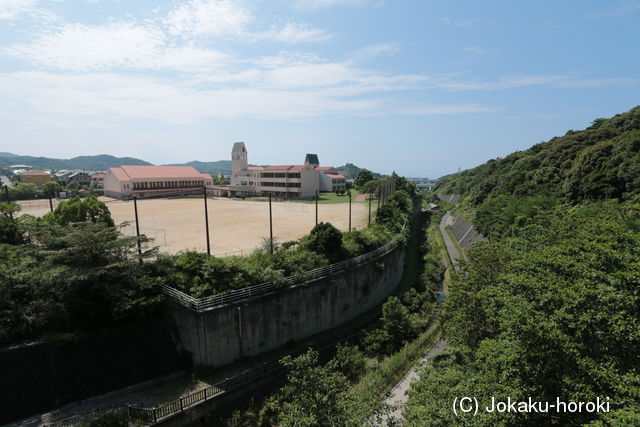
[92,173,105,178]
[326,174,345,179]
[264,165,294,170]
[247,166,264,171]
[108,165,209,181]
[315,166,335,171]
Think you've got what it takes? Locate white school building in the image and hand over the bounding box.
[229,142,346,198]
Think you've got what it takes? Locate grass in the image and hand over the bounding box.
[352,323,442,400]
[445,225,467,262]
[432,225,453,293]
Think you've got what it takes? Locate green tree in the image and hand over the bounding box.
[354,169,374,189]
[43,195,114,227]
[304,222,345,263]
[261,348,351,426]
[42,181,63,197]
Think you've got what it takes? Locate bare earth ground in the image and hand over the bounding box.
[19,197,372,255]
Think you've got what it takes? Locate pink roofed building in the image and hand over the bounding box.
[230,142,345,198]
[103,165,213,199]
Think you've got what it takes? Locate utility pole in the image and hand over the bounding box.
[368,192,372,225]
[48,195,53,213]
[133,196,142,263]
[268,192,273,254]
[315,190,318,227]
[348,191,352,231]
[203,186,211,256]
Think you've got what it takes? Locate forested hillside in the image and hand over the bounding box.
[406,108,640,425]
[0,154,151,170]
[442,106,640,204]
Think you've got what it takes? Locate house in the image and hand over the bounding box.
[20,170,52,186]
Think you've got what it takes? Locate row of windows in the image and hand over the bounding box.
[331,179,345,184]
[132,180,204,190]
[260,172,301,179]
[261,182,302,188]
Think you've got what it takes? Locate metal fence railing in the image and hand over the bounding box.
[127,360,281,424]
[162,234,403,312]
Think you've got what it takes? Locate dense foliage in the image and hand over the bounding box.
[0,206,162,346]
[406,201,640,425]
[441,106,640,204]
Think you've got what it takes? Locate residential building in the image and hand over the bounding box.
[104,165,213,199]
[91,173,105,186]
[229,142,346,198]
[20,170,52,186]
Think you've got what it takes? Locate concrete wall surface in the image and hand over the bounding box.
[169,245,406,367]
[0,319,187,425]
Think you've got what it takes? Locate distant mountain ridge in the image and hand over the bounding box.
[0,153,380,178]
[165,160,232,175]
[0,154,151,171]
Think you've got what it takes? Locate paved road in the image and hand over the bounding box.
[378,338,447,425]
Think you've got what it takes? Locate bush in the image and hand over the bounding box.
[304,222,345,263]
[328,343,366,383]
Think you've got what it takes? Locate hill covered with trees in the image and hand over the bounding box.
[0,154,151,170]
[442,106,640,204]
[406,108,640,425]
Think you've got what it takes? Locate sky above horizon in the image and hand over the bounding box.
[1,0,639,177]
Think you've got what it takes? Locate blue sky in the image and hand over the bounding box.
[0,0,638,177]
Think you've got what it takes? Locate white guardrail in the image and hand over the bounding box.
[162,234,404,312]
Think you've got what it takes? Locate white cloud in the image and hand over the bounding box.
[428,74,637,91]
[0,0,39,20]
[165,0,329,43]
[294,0,383,11]
[587,2,640,18]
[350,43,399,61]
[4,22,166,71]
[253,22,331,44]
[463,46,489,55]
[0,0,58,22]
[441,16,479,27]
[166,0,252,38]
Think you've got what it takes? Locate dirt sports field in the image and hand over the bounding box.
[18,197,372,255]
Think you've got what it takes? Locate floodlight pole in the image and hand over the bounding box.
[269,192,274,254]
[315,190,318,227]
[348,191,352,231]
[133,196,142,262]
[203,186,211,256]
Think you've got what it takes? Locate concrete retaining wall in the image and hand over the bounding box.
[168,245,406,367]
[450,213,486,251]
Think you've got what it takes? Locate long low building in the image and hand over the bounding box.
[104,165,213,199]
[230,142,346,198]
